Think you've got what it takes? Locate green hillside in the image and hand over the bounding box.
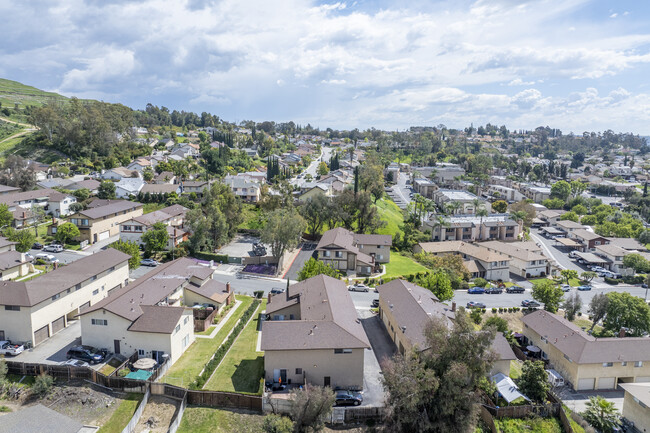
[0,78,69,108]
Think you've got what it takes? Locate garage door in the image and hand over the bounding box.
[597,377,616,390]
[636,377,650,383]
[34,325,49,346]
[578,378,595,390]
[98,230,110,241]
[51,316,65,334]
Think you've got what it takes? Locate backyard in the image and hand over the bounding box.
[95,393,142,433]
[382,252,427,279]
[204,300,267,394]
[162,296,252,388]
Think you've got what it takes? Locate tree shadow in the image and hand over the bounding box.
[230,356,264,393]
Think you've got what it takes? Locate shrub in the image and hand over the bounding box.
[118,368,131,377]
[470,309,482,325]
[473,278,488,288]
[192,251,229,263]
[253,290,264,299]
[498,308,504,313]
[604,277,619,285]
[484,316,509,333]
[262,414,294,433]
[32,374,54,397]
[459,281,469,290]
[0,406,11,413]
[492,308,497,314]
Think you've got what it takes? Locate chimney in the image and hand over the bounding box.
[226,282,231,293]
[619,328,626,338]
[268,293,272,303]
[451,302,456,312]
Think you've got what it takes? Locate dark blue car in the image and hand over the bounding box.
[468,287,485,294]
[577,285,592,291]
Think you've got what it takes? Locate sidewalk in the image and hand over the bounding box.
[195,300,242,339]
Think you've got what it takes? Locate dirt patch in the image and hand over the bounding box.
[136,395,179,433]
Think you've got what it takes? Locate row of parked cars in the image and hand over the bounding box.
[468,285,525,294]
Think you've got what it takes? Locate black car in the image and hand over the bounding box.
[270,288,285,295]
[66,346,107,364]
[335,391,363,406]
[521,299,541,308]
[371,299,379,308]
[506,286,525,294]
[485,287,503,294]
[32,242,44,250]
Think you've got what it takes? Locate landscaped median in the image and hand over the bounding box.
[162,295,253,388]
[190,298,262,390]
[204,300,267,394]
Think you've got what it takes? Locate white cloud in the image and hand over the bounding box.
[508,78,536,86]
[610,13,618,18]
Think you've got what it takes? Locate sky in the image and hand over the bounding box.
[2,0,650,134]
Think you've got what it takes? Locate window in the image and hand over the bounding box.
[91,319,108,326]
[324,251,331,257]
[335,251,342,258]
[75,283,81,291]
[334,349,343,354]
[90,275,97,281]
[92,289,99,295]
[622,361,627,366]
[635,361,643,367]
[334,349,352,354]
[295,368,303,375]
[175,324,181,334]
[138,349,145,356]
[564,354,572,362]
[4,305,20,311]
[184,316,189,325]
[52,293,60,301]
[603,362,613,367]
[109,266,115,272]
[182,334,189,348]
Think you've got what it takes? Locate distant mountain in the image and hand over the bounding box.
[0,78,70,109]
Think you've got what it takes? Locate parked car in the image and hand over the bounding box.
[468,287,485,294]
[466,301,486,309]
[66,346,107,364]
[43,244,64,253]
[32,242,43,250]
[521,299,541,308]
[141,258,159,267]
[348,283,370,292]
[485,286,503,294]
[252,242,267,256]
[569,251,578,258]
[25,252,34,261]
[335,391,363,406]
[35,253,59,264]
[577,285,592,291]
[561,285,571,292]
[506,286,525,294]
[270,288,285,295]
[61,359,90,368]
[0,340,25,356]
[371,299,379,308]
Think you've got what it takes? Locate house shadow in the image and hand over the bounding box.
[230,356,265,393]
[47,336,82,363]
[359,315,397,368]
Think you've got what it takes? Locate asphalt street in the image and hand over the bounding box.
[290,146,332,188]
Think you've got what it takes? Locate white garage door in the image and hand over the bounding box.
[636,377,650,382]
[578,378,595,390]
[597,377,616,390]
[98,230,110,241]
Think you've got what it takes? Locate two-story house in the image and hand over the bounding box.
[0,188,77,219]
[224,176,261,203]
[315,228,392,276]
[481,241,550,278]
[120,204,188,249]
[414,241,510,281]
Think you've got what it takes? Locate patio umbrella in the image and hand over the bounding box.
[133,358,156,369]
[526,345,541,353]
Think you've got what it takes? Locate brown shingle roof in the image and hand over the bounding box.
[316,228,375,266]
[185,279,231,304]
[353,233,392,247]
[0,250,27,271]
[141,184,179,194]
[128,305,187,334]
[77,200,143,219]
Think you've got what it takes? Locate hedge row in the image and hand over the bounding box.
[190,299,261,390]
[192,251,229,263]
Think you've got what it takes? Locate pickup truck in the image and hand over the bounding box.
[0,340,25,356]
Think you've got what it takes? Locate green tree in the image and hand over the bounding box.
[532,279,564,313]
[32,374,54,397]
[517,360,550,402]
[562,292,583,321]
[0,204,13,228]
[588,293,610,332]
[5,228,35,253]
[261,208,306,262]
[603,292,650,336]
[143,167,154,182]
[582,396,620,433]
[560,211,579,222]
[623,253,650,273]
[73,188,90,202]
[418,271,454,302]
[262,414,293,433]
[570,180,587,198]
[55,222,80,245]
[290,385,335,433]
[551,180,571,201]
[560,269,579,285]
[492,200,508,213]
[470,309,482,325]
[110,240,141,269]
[483,316,508,333]
[317,161,329,176]
[97,181,116,199]
[581,271,598,284]
[297,258,341,281]
[142,222,168,255]
[298,194,332,236]
[382,313,496,433]
[572,204,588,215]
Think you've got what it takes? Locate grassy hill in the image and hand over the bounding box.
[0,78,69,109]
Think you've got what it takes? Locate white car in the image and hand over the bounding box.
[0,340,25,356]
[43,244,64,253]
[561,285,571,292]
[348,283,370,292]
[61,359,90,368]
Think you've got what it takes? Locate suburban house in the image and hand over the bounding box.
[53,200,144,245]
[0,236,30,281]
[102,167,140,181]
[140,183,181,196]
[119,204,188,249]
[0,188,77,218]
[115,177,145,198]
[376,279,516,376]
[555,220,585,234]
[412,178,437,198]
[425,214,520,242]
[488,184,525,202]
[521,310,650,391]
[68,179,101,194]
[537,209,567,226]
[520,184,551,202]
[223,176,261,202]
[414,241,510,281]
[297,184,333,202]
[315,227,392,276]
[0,184,20,196]
[0,249,130,346]
[620,383,650,433]
[594,244,632,275]
[181,180,210,195]
[431,189,489,214]
[480,241,550,278]
[78,258,234,364]
[127,157,154,172]
[568,229,610,252]
[261,275,370,389]
[431,164,466,184]
[154,171,176,184]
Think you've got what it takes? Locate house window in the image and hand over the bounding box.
[334,349,352,354]
[335,251,342,258]
[175,324,181,334]
[324,251,331,257]
[603,362,613,367]
[52,293,60,301]
[4,305,20,311]
[564,354,572,362]
[91,275,97,282]
[138,349,145,356]
[622,362,627,366]
[91,319,108,326]
[92,289,99,295]
[296,368,303,375]
[76,283,82,290]
[109,266,115,272]
[635,361,643,367]
[184,316,189,325]
[182,334,189,348]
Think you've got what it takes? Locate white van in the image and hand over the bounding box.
[546,369,565,387]
[35,253,59,264]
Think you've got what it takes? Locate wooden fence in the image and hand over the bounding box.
[167,391,187,433]
[193,308,218,332]
[479,405,498,433]
[121,383,150,433]
[342,406,386,424]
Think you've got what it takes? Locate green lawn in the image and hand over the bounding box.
[383,252,428,279]
[376,198,405,237]
[204,300,266,394]
[509,359,523,380]
[162,296,253,388]
[176,407,265,433]
[96,393,142,433]
[495,417,563,433]
[143,203,166,214]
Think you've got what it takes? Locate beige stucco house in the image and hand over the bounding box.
[0,236,30,281]
[620,383,650,433]
[315,227,391,276]
[0,249,130,346]
[415,241,511,281]
[261,275,370,389]
[522,310,650,391]
[119,204,188,250]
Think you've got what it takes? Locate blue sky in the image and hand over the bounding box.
[1,0,650,133]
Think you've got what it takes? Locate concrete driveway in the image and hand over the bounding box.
[556,386,625,413]
[357,309,395,407]
[16,320,82,365]
[217,234,266,259]
[283,245,316,280]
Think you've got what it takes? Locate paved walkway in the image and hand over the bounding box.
[357,309,394,407]
[195,300,242,339]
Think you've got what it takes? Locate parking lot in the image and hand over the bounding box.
[217,234,269,259]
[14,320,82,365]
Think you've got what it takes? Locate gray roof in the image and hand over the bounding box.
[0,404,83,433]
[77,200,143,219]
[0,188,70,206]
[128,305,187,334]
[0,250,27,271]
[261,275,370,351]
[353,233,392,247]
[0,236,16,249]
[69,179,100,191]
[315,227,375,266]
[185,279,231,304]
[572,229,607,241]
[141,183,179,194]
[620,383,650,407]
[607,237,647,251]
[130,205,187,226]
[556,220,585,230]
[0,184,20,194]
[0,249,130,307]
[522,310,650,363]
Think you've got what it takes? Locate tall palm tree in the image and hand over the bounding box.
[477,207,489,240]
[472,198,483,215]
[582,396,620,433]
[446,201,462,215]
[430,215,449,241]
